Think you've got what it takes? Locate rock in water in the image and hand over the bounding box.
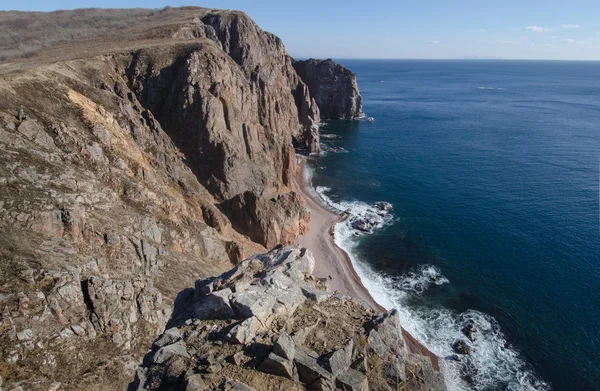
[293,59,364,119]
[452,339,472,355]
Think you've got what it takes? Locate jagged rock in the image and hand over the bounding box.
[258,352,295,379]
[326,339,354,376]
[405,354,446,391]
[336,368,369,391]
[230,287,277,322]
[292,321,319,346]
[294,350,334,384]
[461,321,478,342]
[293,59,363,119]
[301,286,331,303]
[366,310,406,384]
[309,377,336,391]
[192,289,235,320]
[273,332,295,361]
[185,372,207,391]
[153,342,190,364]
[227,317,262,344]
[452,339,472,355]
[154,327,181,348]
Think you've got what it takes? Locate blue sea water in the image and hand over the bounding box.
[307,60,600,391]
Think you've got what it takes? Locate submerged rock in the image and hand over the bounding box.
[452,339,472,355]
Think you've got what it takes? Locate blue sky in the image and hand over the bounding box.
[6,0,600,60]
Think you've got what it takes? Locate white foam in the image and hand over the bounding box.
[477,86,505,90]
[320,134,341,139]
[313,185,550,391]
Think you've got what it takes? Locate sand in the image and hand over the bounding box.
[294,156,442,369]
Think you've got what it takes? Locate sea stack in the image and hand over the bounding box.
[293,58,364,119]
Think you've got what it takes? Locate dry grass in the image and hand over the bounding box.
[0,7,210,62]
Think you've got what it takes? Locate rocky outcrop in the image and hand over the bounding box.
[132,246,445,391]
[293,59,363,119]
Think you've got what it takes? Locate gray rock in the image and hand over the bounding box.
[153,342,190,364]
[229,383,256,391]
[301,286,331,303]
[294,350,333,384]
[326,339,353,376]
[16,329,33,341]
[185,371,207,391]
[273,332,295,361]
[292,321,319,346]
[309,377,336,391]
[230,287,276,322]
[227,317,262,344]
[335,368,369,391]
[192,288,234,320]
[154,327,181,348]
[405,353,446,391]
[452,339,472,355]
[258,352,295,379]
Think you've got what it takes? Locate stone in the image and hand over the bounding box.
[258,352,295,379]
[154,327,181,348]
[294,350,333,384]
[230,288,276,322]
[404,354,446,391]
[335,368,369,391]
[273,332,295,361]
[292,322,319,346]
[153,342,190,364]
[16,329,33,341]
[192,288,234,320]
[229,351,245,366]
[227,317,262,344]
[452,339,472,355]
[185,371,207,391]
[461,321,478,342]
[309,377,336,391]
[326,339,353,376]
[301,286,331,303]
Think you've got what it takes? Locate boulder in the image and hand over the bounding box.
[192,288,234,320]
[335,368,369,391]
[461,321,478,342]
[258,352,295,379]
[326,339,354,376]
[153,342,190,364]
[273,332,295,361]
[452,339,472,355]
[230,287,276,322]
[294,350,334,384]
[226,317,262,344]
[154,327,181,348]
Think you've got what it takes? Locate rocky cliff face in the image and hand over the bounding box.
[0,7,439,391]
[293,59,363,119]
[132,246,445,391]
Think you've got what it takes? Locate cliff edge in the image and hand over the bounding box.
[133,246,445,391]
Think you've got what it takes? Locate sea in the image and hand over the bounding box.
[306,60,600,391]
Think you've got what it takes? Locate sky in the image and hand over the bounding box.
[4,0,600,60]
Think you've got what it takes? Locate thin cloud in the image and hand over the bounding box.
[561,24,580,29]
[429,40,440,45]
[544,44,559,48]
[476,29,487,33]
[545,36,559,39]
[526,26,553,33]
[561,38,575,43]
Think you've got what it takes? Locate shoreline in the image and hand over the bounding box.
[294,155,442,370]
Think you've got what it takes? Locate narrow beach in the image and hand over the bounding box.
[294,156,441,368]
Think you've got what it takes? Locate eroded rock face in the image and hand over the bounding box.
[132,246,445,391]
[293,59,363,119]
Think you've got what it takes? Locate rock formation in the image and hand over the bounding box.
[132,246,445,391]
[294,59,364,119]
[0,6,441,391]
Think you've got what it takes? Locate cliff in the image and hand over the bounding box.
[293,59,363,119]
[0,6,442,391]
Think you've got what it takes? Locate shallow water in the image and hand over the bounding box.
[308,60,600,391]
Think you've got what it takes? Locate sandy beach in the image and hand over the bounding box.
[294,156,441,369]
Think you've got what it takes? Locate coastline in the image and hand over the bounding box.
[294,156,442,370]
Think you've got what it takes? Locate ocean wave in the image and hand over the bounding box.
[320,133,341,139]
[477,86,505,90]
[313,184,549,391]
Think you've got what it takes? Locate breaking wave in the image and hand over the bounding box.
[313,184,550,391]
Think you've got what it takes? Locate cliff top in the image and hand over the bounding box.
[0,7,260,74]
